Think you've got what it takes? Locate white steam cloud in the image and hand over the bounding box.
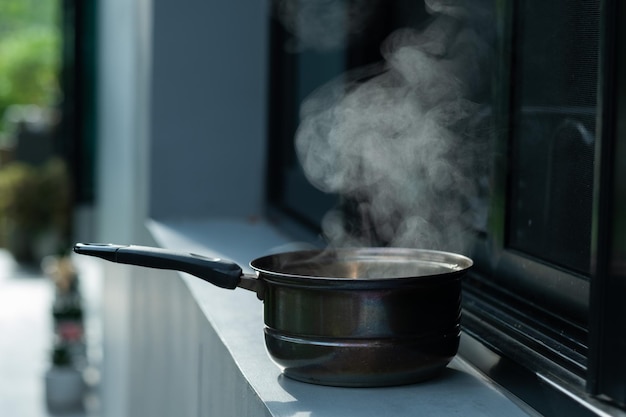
[272,0,380,51]
[288,1,493,253]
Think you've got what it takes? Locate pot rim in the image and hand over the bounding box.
[250,247,473,287]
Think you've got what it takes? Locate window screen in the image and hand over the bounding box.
[507,0,599,275]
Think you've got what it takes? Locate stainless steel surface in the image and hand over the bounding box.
[265,326,460,387]
[250,247,472,281]
[74,244,472,387]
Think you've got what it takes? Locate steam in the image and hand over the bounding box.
[272,0,380,51]
[290,1,493,253]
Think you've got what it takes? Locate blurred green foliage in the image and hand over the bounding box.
[0,0,67,261]
[0,0,60,132]
[0,0,58,33]
[0,157,71,260]
[0,157,70,234]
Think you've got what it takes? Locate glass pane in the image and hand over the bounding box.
[507,0,600,275]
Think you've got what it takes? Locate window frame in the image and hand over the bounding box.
[461,0,593,375]
[461,0,626,413]
[586,0,626,406]
[61,0,97,204]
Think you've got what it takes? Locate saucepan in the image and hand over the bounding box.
[74,243,472,387]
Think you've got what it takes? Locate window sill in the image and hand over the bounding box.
[146,217,534,417]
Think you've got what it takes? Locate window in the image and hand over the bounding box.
[463,0,598,383]
[60,0,97,204]
[267,0,626,414]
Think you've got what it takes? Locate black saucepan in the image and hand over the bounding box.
[74,243,472,387]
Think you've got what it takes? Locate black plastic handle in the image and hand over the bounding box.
[73,243,243,290]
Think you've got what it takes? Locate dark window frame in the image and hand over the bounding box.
[462,0,593,377]
[461,0,626,414]
[586,0,626,406]
[61,0,97,205]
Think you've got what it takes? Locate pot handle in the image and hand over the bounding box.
[73,243,243,290]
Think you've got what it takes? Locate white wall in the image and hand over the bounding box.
[96,0,151,244]
[96,0,152,415]
[148,0,268,220]
[95,0,268,415]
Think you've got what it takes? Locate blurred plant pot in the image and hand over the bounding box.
[45,366,85,413]
[45,345,85,413]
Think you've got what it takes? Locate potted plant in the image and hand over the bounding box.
[0,157,71,264]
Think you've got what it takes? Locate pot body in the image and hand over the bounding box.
[251,248,469,387]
